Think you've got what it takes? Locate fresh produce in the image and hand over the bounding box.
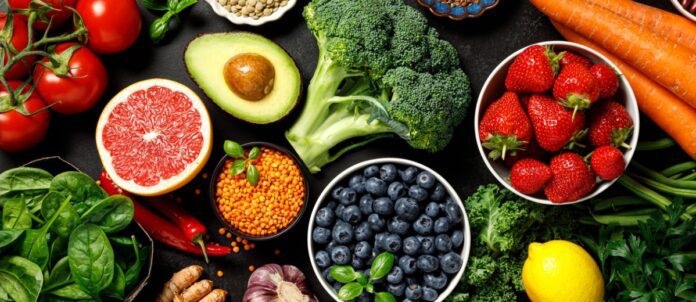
[553,62,600,116]
[527,93,586,152]
[545,152,596,203]
[243,263,317,302]
[185,32,302,124]
[96,78,212,196]
[590,64,619,99]
[590,145,625,181]
[223,140,261,186]
[329,252,397,301]
[0,167,148,301]
[214,144,305,237]
[7,0,78,30]
[510,158,552,195]
[199,289,228,302]
[505,45,560,93]
[285,0,471,172]
[0,81,50,152]
[559,51,591,68]
[217,0,290,19]
[157,265,229,302]
[522,240,604,302]
[0,13,34,79]
[141,0,198,43]
[76,0,142,54]
[478,92,533,160]
[311,163,466,301]
[32,42,108,114]
[587,100,634,148]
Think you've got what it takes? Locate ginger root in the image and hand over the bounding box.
[156,265,205,302]
[199,289,228,302]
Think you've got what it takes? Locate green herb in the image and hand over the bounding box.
[141,0,198,43]
[330,252,396,301]
[223,140,261,186]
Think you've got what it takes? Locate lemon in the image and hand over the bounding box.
[522,240,604,302]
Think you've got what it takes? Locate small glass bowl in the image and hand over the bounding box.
[416,0,499,20]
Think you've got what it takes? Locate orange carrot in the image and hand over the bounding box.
[553,22,696,158]
[582,0,696,53]
[530,0,696,109]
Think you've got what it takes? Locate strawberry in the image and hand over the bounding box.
[544,152,596,203]
[590,146,625,180]
[510,158,553,195]
[519,94,531,111]
[504,139,548,167]
[505,45,562,93]
[590,64,619,98]
[553,63,600,118]
[559,51,592,68]
[479,92,533,160]
[587,100,634,148]
[527,94,586,152]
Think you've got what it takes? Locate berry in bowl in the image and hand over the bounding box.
[416,0,499,20]
[308,158,471,302]
[475,41,639,205]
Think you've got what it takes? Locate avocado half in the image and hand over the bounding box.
[184,32,301,124]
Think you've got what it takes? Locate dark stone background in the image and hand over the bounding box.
[0,0,684,301]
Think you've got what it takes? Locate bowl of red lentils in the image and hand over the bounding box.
[209,141,309,241]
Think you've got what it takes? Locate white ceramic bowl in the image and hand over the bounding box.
[204,0,297,26]
[307,158,471,302]
[474,41,640,206]
[671,0,696,23]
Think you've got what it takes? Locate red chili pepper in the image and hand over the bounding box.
[144,197,210,262]
[99,171,231,259]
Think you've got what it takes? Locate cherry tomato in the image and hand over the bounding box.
[0,13,34,80]
[33,42,108,114]
[76,0,142,54]
[7,0,78,31]
[0,81,50,153]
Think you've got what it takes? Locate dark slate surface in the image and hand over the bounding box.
[0,0,684,301]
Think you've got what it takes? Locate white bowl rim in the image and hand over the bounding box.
[670,0,696,22]
[204,0,298,26]
[474,40,640,206]
[306,157,472,302]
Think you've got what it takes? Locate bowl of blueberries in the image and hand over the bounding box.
[308,158,471,302]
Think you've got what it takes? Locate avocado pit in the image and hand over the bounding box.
[223,53,275,101]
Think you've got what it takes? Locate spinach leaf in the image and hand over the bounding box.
[17,196,71,269]
[50,172,106,216]
[0,167,52,208]
[81,195,134,234]
[102,264,125,300]
[41,192,79,238]
[44,257,71,292]
[0,230,23,249]
[124,236,147,291]
[68,224,114,298]
[48,284,91,300]
[49,237,67,268]
[0,256,43,302]
[109,236,134,247]
[2,198,32,230]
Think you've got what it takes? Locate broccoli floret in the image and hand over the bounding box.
[286,0,471,172]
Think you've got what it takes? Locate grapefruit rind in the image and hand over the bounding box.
[96,78,212,196]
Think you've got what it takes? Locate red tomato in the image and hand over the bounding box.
[0,14,34,80]
[0,81,50,153]
[7,0,78,31]
[33,43,108,114]
[76,0,142,54]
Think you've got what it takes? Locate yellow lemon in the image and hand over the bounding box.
[522,240,604,302]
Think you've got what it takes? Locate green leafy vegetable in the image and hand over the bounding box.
[0,167,52,208]
[2,198,32,230]
[374,291,397,302]
[68,223,115,299]
[44,257,72,292]
[369,252,394,281]
[0,256,43,302]
[0,230,23,249]
[80,195,134,234]
[102,264,126,300]
[48,284,91,300]
[40,192,79,238]
[223,140,261,186]
[18,196,71,269]
[337,282,363,300]
[329,266,359,284]
[50,171,107,216]
[331,252,394,301]
[141,0,198,42]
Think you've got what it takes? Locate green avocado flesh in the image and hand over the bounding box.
[185,32,301,124]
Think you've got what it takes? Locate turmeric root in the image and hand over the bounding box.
[181,280,214,302]
[156,265,205,302]
[199,289,228,302]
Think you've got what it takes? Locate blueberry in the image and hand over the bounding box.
[431,184,446,201]
[386,266,404,284]
[434,217,450,234]
[418,236,435,254]
[383,233,402,253]
[363,165,379,178]
[399,167,419,184]
[398,255,417,274]
[332,221,353,244]
[331,187,344,200]
[351,254,365,270]
[349,175,366,194]
[315,207,335,227]
[441,252,463,274]
[435,234,453,252]
[356,292,371,302]
[354,241,372,259]
[325,241,338,253]
[422,286,439,301]
[417,255,439,273]
[325,201,338,210]
[451,230,464,248]
[413,215,433,235]
[335,204,345,218]
[402,236,421,256]
[374,232,387,251]
[387,283,406,297]
[405,284,423,300]
[406,278,418,286]
[424,271,448,290]
[368,213,386,231]
[323,268,335,283]
[358,195,374,215]
[339,188,357,205]
[380,164,398,182]
[354,222,373,241]
[315,251,331,268]
[373,197,394,215]
[332,282,342,292]
[408,185,429,202]
[444,202,463,224]
[330,245,351,265]
[387,217,410,236]
[387,182,407,200]
[365,177,387,196]
[417,172,436,189]
[395,197,420,221]
[341,205,362,224]
[425,202,440,217]
[312,227,331,244]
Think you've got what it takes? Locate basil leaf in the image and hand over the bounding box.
[140,0,169,11]
[375,291,397,302]
[49,284,91,300]
[0,167,52,207]
[356,272,368,285]
[248,146,260,160]
[50,172,107,216]
[102,264,126,300]
[0,256,43,302]
[41,192,79,238]
[173,0,197,13]
[81,195,134,234]
[149,15,171,43]
[369,252,395,281]
[364,283,374,294]
[337,282,363,300]
[230,160,247,175]
[224,140,245,158]
[0,230,23,249]
[329,266,358,283]
[247,164,259,186]
[68,224,115,298]
[2,198,31,229]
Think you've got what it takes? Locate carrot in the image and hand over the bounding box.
[553,22,696,158]
[582,0,696,53]
[530,0,696,109]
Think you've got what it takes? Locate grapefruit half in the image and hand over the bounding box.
[96,78,212,196]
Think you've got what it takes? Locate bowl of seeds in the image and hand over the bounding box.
[416,0,499,20]
[205,0,297,26]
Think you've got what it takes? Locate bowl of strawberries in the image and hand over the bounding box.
[475,41,640,205]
